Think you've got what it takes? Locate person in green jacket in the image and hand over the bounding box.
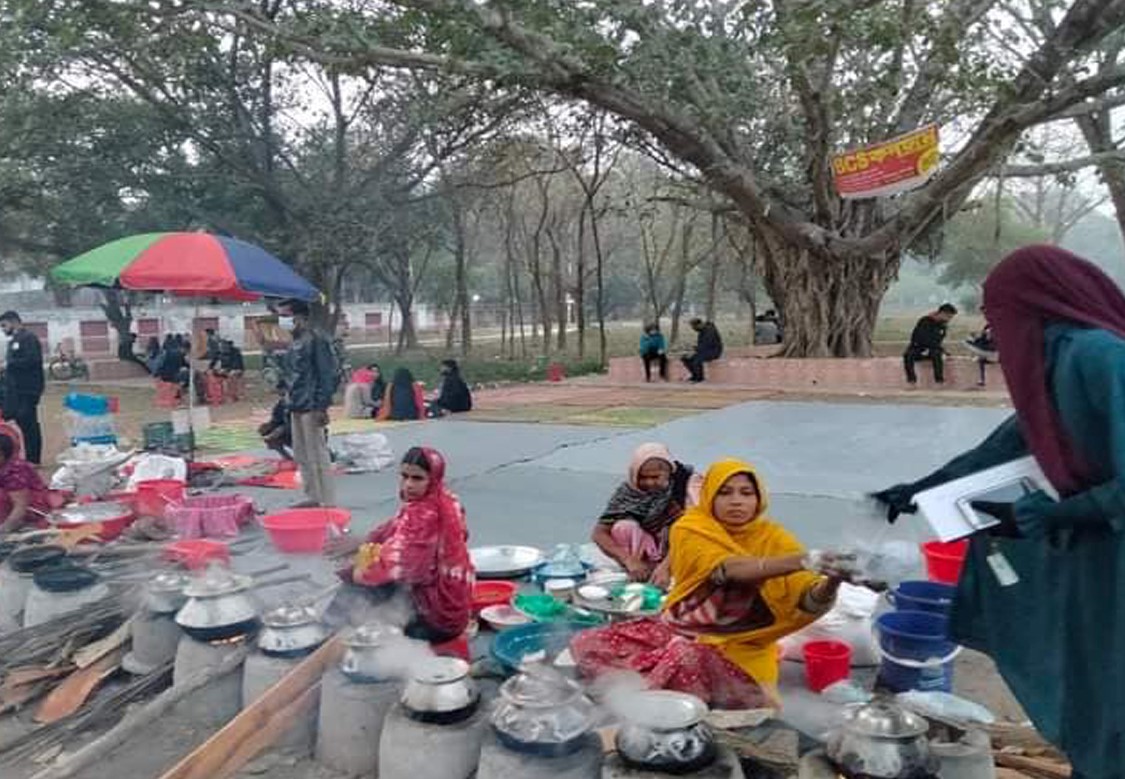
[639,323,668,382]
[872,245,1125,779]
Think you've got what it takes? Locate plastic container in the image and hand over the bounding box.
[803,640,852,692]
[162,539,231,570]
[890,580,956,615]
[64,393,110,416]
[492,622,587,672]
[155,381,182,409]
[471,581,518,613]
[514,592,568,622]
[922,540,969,584]
[135,479,187,518]
[143,422,177,450]
[875,610,959,693]
[259,508,352,553]
[54,505,135,542]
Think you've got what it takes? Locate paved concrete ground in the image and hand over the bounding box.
[247,399,1011,551]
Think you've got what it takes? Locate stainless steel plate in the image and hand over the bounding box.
[470,545,544,578]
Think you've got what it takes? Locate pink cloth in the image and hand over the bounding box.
[610,519,661,562]
[571,619,769,710]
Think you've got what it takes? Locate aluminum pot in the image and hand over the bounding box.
[175,570,259,641]
[339,623,406,682]
[491,664,595,756]
[401,656,479,724]
[826,700,937,779]
[146,571,190,615]
[258,604,328,658]
[612,690,717,774]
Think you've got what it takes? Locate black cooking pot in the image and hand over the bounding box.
[180,619,260,643]
[33,565,100,593]
[493,727,595,758]
[8,545,66,573]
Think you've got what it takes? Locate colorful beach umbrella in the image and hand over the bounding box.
[51,232,318,301]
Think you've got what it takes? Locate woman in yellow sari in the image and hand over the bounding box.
[572,459,841,708]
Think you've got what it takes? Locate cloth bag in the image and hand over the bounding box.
[778,583,881,667]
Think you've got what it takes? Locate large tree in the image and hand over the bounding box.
[210,0,1125,356]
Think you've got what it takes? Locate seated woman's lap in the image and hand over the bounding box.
[609,520,661,561]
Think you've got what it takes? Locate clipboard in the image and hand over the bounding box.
[913,456,1059,541]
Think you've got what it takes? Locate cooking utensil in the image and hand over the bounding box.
[479,604,532,631]
[53,502,135,541]
[340,623,406,682]
[491,664,595,756]
[612,690,717,774]
[826,700,937,779]
[258,604,328,657]
[174,568,307,642]
[470,545,544,579]
[401,656,479,723]
[145,571,190,614]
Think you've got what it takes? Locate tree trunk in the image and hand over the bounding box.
[590,206,609,367]
[575,206,588,358]
[705,213,722,322]
[548,229,567,352]
[393,292,418,354]
[1076,110,1125,259]
[758,235,898,357]
[451,202,472,356]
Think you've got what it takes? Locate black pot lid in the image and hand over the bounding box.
[34,566,100,593]
[9,545,66,573]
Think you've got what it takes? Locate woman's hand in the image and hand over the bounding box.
[869,483,919,524]
[324,534,363,558]
[624,556,651,582]
[649,559,672,589]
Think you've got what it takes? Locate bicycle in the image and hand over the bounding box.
[48,348,89,382]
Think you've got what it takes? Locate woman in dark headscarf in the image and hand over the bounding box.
[872,245,1125,779]
[377,368,423,421]
[428,359,472,416]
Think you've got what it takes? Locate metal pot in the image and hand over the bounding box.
[340,623,406,682]
[146,571,190,615]
[258,604,328,658]
[612,690,717,774]
[401,656,479,724]
[491,664,595,756]
[175,570,260,642]
[826,700,937,779]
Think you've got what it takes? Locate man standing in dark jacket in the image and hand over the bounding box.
[0,312,44,464]
[278,300,338,507]
[903,303,957,385]
[681,317,724,383]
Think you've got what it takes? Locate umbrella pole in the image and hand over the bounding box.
[188,303,197,461]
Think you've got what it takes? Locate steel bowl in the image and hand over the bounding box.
[401,656,478,722]
[258,604,328,657]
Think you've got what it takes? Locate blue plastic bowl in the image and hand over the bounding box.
[491,621,588,672]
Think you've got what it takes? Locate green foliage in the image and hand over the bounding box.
[936,199,1051,295]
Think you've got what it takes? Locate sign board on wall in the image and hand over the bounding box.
[831,124,940,199]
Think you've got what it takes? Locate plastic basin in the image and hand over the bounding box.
[259,508,352,553]
[491,622,587,672]
[162,539,231,570]
[471,580,518,613]
[891,580,956,615]
[922,540,969,584]
[135,479,187,518]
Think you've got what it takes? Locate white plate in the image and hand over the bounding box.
[470,545,544,578]
[610,690,708,730]
[480,604,532,630]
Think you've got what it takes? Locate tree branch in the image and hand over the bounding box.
[994,149,1125,177]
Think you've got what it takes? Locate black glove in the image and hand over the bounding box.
[969,500,1022,539]
[869,484,919,524]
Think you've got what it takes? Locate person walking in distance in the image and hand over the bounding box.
[278,300,339,508]
[0,312,44,465]
[903,303,957,386]
[681,318,723,383]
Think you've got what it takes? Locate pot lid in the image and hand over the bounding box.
[843,701,928,738]
[411,656,469,685]
[609,690,708,731]
[182,569,251,598]
[345,623,403,648]
[149,571,189,594]
[262,604,319,628]
[501,664,583,708]
[56,502,132,524]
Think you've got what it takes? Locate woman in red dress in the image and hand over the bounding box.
[0,434,58,535]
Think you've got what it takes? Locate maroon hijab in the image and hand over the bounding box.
[983,245,1125,493]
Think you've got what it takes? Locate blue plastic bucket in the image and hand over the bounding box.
[890,580,956,616]
[875,610,959,693]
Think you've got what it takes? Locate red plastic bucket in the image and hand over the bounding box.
[922,540,969,584]
[802,640,852,692]
[260,508,352,553]
[135,479,186,518]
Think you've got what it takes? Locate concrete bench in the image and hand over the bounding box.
[86,359,150,382]
[607,354,1006,393]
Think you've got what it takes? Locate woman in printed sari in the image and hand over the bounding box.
[327,446,474,642]
[592,442,700,586]
[573,459,843,708]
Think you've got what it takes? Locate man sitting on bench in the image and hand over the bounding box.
[903,303,957,386]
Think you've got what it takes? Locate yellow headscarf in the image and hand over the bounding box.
[664,459,824,688]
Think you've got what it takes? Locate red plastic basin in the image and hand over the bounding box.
[135,479,187,518]
[162,539,231,570]
[922,539,969,584]
[259,508,352,553]
[471,581,518,613]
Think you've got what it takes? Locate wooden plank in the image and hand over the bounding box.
[34,650,122,724]
[994,752,1072,779]
[157,635,343,779]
